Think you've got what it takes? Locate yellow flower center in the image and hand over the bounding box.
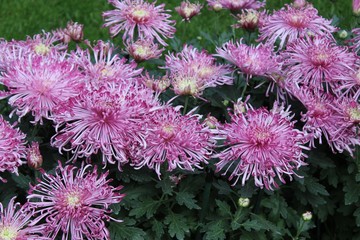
[133,45,151,57]
[100,66,115,78]
[197,66,214,79]
[34,43,50,55]
[0,226,18,240]
[130,8,150,22]
[348,107,360,122]
[175,77,198,95]
[66,192,81,207]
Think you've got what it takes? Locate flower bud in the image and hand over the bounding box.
[293,0,307,8]
[238,197,250,207]
[175,1,202,21]
[65,21,84,42]
[204,115,219,129]
[233,10,260,30]
[27,142,43,170]
[338,30,348,39]
[127,39,163,62]
[302,211,312,221]
[234,100,246,114]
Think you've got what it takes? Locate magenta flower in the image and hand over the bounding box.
[27,142,43,170]
[282,36,356,92]
[0,197,48,240]
[126,38,164,62]
[70,40,142,89]
[141,71,170,93]
[175,1,202,21]
[258,4,336,49]
[51,83,160,169]
[219,0,265,11]
[216,39,278,79]
[0,53,84,124]
[165,44,233,96]
[232,9,261,30]
[292,87,360,156]
[215,102,308,190]
[334,65,360,99]
[348,28,360,54]
[131,106,216,177]
[0,116,27,182]
[27,163,124,240]
[102,0,176,46]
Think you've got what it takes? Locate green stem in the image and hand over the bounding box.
[240,83,248,99]
[293,220,306,240]
[183,96,189,115]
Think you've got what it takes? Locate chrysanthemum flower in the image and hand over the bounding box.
[54,21,84,44]
[206,0,223,11]
[27,163,124,240]
[354,0,360,15]
[51,83,160,169]
[0,116,27,182]
[232,9,261,30]
[348,28,360,54]
[141,71,170,93]
[27,142,43,170]
[215,102,308,190]
[126,38,164,62]
[102,0,176,46]
[165,44,233,96]
[175,1,202,21]
[219,0,265,12]
[0,197,48,240]
[282,36,356,91]
[215,39,278,79]
[70,40,142,89]
[334,65,360,99]
[292,87,360,155]
[0,53,84,124]
[258,4,336,49]
[131,106,216,177]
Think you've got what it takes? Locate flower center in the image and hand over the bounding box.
[197,66,214,79]
[173,76,199,96]
[310,49,332,67]
[354,69,360,85]
[133,45,151,57]
[286,12,308,28]
[253,128,272,146]
[160,123,176,140]
[130,7,151,23]
[0,226,18,240]
[100,65,115,78]
[348,107,360,123]
[66,192,81,208]
[34,43,50,55]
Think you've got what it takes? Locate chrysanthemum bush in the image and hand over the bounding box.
[1,0,360,239]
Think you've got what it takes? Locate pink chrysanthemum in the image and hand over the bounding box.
[0,197,48,240]
[70,41,142,89]
[27,163,124,240]
[141,71,170,93]
[215,39,278,79]
[0,53,84,124]
[348,28,360,54]
[282,36,356,92]
[334,64,360,99]
[126,38,164,62]
[165,44,233,96]
[206,0,223,11]
[102,0,176,46]
[0,116,27,182]
[175,1,202,21]
[292,87,360,155]
[215,102,308,190]
[258,4,336,49]
[219,0,265,11]
[51,83,160,169]
[130,106,216,177]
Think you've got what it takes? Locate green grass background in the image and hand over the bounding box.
[0,0,356,42]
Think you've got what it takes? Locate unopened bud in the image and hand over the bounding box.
[175,1,202,21]
[27,142,43,170]
[302,211,312,221]
[233,10,260,30]
[338,30,348,39]
[222,100,229,106]
[204,115,218,129]
[238,197,250,207]
[234,100,246,114]
[65,21,84,42]
[293,0,307,8]
[212,3,223,11]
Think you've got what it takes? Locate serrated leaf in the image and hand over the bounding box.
[305,177,329,196]
[344,180,360,205]
[213,180,232,195]
[215,200,231,217]
[129,198,159,219]
[203,219,227,240]
[109,222,146,240]
[354,208,360,227]
[176,191,201,210]
[151,219,165,239]
[11,172,32,190]
[164,213,190,240]
[155,178,173,196]
[242,220,263,231]
[231,208,248,230]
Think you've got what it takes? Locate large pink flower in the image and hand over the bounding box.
[0,116,27,182]
[282,36,357,92]
[51,83,160,168]
[215,39,278,79]
[0,197,48,240]
[130,106,216,177]
[219,0,265,11]
[102,0,176,46]
[0,53,84,124]
[215,102,308,190]
[165,44,233,96]
[27,163,124,240]
[258,4,335,49]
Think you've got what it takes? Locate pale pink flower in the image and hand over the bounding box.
[292,87,360,156]
[70,40,142,89]
[215,39,278,79]
[0,53,84,124]
[219,0,265,12]
[141,72,170,93]
[258,4,336,49]
[126,38,164,62]
[0,197,48,240]
[232,9,261,30]
[348,28,360,54]
[206,0,223,11]
[165,44,233,96]
[55,21,84,43]
[354,0,360,15]
[334,65,360,99]
[0,116,27,182]
[282,36,357,92]
[51,83,160,169]
[293,0,307,9]
[27,163,124,240]
[131,106,216,177]
[215,102,308,190]
[102,0,176,46]
[175,1,202,21]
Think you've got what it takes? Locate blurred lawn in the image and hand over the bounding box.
[0,0,356,42]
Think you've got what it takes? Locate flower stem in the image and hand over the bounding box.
[183,96,189,115]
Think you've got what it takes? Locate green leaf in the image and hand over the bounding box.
[129,198,159,219]
[305,177,329,196]
[203,219,227,240]
[215,200,231,217]
[231,209,249,230]
[155,178,173,196]
[213,180,233,195]
[354,208,360,227]
[164,213,190,240]
[109,222,146,240]
[344,180,360,205]
[176,191,201,210]
[151,219,165,239]
[11,172,32,190]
